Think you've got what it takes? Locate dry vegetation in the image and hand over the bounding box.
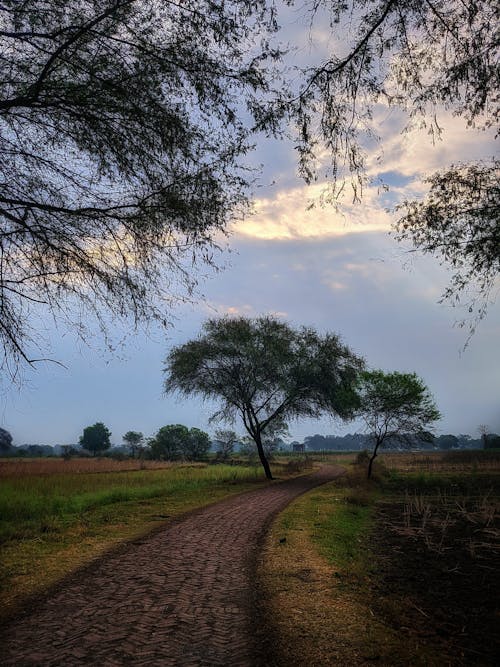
[0,457,180,477]
[258,451,500,666]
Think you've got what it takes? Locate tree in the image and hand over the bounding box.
[150,424,187,461]
[395,161,499,336]
[122,431,144,458]
[183,428,211,462]
[213,429,239,461]
[0,427,13,452]
[358,370,440,478]
[483,433,500,450]
[290,1,497,196]
[149,424,210,461]
[0,0,280,376]
[436,434,459,450]
[164,316,364,479]
[287,1,498,331]
[79,422,111,456]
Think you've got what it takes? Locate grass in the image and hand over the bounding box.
[258,467,413,666]
[0,460,273,620]
[259,454,500,665]
[0,463,263,542]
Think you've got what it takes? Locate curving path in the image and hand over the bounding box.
[1,465,343,666]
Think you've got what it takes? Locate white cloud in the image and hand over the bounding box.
[366,108,497,179]
[232,182,392,240]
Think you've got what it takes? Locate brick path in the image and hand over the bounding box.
[1,465,343,666]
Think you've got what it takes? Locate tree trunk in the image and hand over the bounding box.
[254,432,273,480]
[367,441,380,479]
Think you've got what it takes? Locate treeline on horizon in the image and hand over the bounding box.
[301,432,500,452]
[1,430,499,459]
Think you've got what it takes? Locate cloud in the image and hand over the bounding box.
[232,182,392,240]
[366,108,498,179]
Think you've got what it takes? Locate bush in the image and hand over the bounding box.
[356,449,371,465]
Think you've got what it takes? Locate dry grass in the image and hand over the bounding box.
[380,450,500,474]
[0,457,182,477]
[257,476,428,666]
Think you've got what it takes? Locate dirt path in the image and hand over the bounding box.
[1,465,343,666]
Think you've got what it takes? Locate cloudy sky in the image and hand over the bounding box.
[1,7,499,446]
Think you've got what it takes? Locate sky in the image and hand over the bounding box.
[1,7,499,446]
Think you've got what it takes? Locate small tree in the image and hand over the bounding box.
[213,429,239,461]
[79,422,111,457]
[358,371,441,479]
[164,316,364,479]
[483,433,500,450]
[122,431,144,458]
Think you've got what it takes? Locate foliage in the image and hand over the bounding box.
[213,429,239,461]
[149,424,210,462]
[164,316,364,479]
[289,0,498,197]
[358,370,440,478]
[79,422,111,456]
[122,431,144,457]
[0,0,281,376]
[395,160,499,334]
[0,427,13,452]
[434,434,458,450]
[287,1,498,334]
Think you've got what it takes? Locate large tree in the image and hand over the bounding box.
[358,370,440,478]
[164,316,364,479]
[0,0,279,376]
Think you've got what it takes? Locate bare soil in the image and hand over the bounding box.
[369,498,500,665]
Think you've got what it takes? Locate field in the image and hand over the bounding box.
[0,457,281,620]
[259,450,500,666]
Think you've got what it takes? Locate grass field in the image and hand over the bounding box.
[0,457,289,620]
[259,450,500,666]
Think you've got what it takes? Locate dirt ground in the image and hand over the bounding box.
[369,498,500,665]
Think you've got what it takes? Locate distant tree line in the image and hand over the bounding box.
[3,426,499,460]
[303,432,495,452]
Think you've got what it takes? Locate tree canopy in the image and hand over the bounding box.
[358,370,441,477]
[79,421,112,456]
[164,316,364,478]
[395,160,499,334]
[287,1,498,328]
[289,0,497,195]
[0,0,279,376]
[149,424,211,461]
[122,431,144,457]
[1,1,497,376]
[0,427,13,452]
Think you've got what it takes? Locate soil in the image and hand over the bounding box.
[369,498,500,665]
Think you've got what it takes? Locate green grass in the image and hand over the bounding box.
[0,464,263,542]
[272,469,378,570]
[0,463,275,619]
